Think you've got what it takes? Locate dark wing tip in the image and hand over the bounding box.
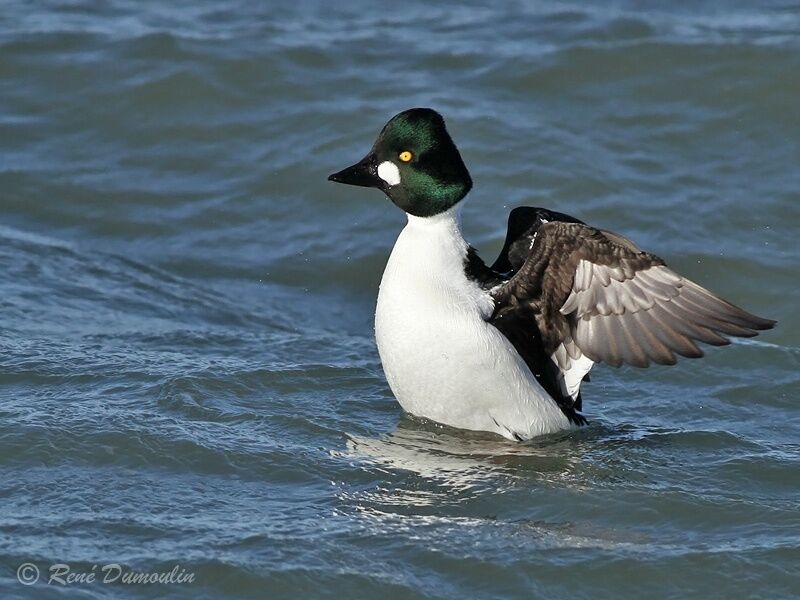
[752,316,777,331]
[716,300,776,333]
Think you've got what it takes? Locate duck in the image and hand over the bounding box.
[328,108,774,441]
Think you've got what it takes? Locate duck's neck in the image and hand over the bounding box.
[379,202,494,328]
[386,203,494,308]
[407,202,462,228]
[401,205,467,264]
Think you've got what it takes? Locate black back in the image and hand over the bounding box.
[464,206,589,425]
[491,207,584,275]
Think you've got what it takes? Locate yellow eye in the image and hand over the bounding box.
[398,150,413,162]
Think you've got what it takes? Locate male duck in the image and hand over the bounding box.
[328,108,774,441]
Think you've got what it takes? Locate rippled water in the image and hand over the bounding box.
[1,1,798,598]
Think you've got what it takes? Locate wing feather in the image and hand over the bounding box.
[491,221,775,370]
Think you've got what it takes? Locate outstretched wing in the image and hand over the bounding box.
[490,220,776,374]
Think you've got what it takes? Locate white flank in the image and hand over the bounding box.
[377,161,401,186]
[374,206,572,440]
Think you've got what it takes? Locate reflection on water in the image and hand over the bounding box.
[341,414,612,505]
[338,416,666,551]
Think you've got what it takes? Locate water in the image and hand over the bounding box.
[1,1,798,598]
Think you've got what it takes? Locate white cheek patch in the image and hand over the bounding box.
[377,161,401,186]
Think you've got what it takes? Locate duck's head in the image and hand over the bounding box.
[328,108,472,218]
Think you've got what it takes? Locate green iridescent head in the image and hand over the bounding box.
[328,108,472,217]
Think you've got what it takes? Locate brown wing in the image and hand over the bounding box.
[491,221,775,369]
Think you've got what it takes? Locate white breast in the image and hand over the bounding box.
[374,207,571,440]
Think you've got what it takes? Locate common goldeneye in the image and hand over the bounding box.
[328,108,774,440]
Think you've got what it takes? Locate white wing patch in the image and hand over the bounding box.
[561,353,593,399]
[377,161,401,186]
[550,340,594,401]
